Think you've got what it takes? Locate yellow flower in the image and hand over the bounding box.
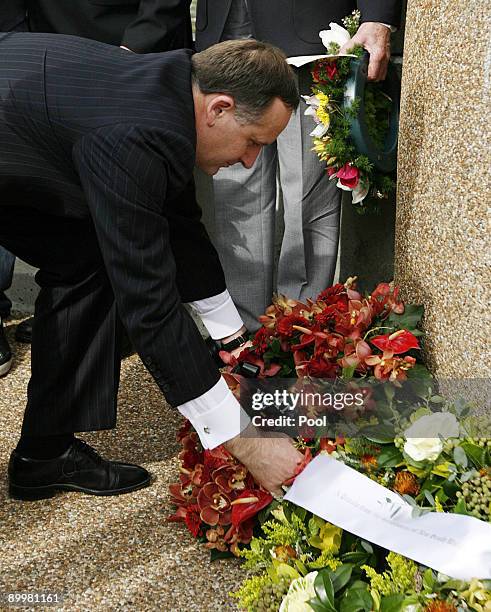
[315,92,331,127]
[308,522,342,554]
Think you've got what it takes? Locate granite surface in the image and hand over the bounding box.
[395,0,491,378]
[0,318,245,611]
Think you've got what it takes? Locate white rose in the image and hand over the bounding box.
[403,437,443,462]
[279,572,318,612]
[403,412,459,462]
[319,23,351,51]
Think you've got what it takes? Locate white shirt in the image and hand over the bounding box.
[179,290,251,449]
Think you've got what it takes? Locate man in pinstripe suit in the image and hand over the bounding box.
[0,0,194,348]
[0,33,304,499]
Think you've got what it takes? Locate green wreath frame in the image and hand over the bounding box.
[343,52,400,173]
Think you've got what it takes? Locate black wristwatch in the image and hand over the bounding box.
[220,333,249,352]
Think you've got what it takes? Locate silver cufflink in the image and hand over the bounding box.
[204,426,210,434]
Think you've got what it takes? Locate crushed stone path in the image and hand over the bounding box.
[0,317,246,611]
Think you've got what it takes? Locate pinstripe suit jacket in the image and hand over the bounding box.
[0,32,224,405]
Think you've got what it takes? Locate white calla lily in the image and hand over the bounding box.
[351,180,369,204]
[310,123,329,138]
[319,23,351,51]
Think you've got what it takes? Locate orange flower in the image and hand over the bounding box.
[274,545,297,562]
[361,454,378,470]
[424,600,457,612]
[394,471,420,496]
[205,526,228,552]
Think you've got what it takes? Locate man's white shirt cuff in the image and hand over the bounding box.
[178,376,251,449]
[189,289,244,339]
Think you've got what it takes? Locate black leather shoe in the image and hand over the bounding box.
[0,317,12,376]
[15,316,32,343]
[8,439,151,501]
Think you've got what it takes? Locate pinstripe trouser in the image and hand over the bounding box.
[0,190,223,436]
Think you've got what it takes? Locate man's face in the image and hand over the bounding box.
[195,96,292,176]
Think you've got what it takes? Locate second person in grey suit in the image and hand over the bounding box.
[195,0,401,331]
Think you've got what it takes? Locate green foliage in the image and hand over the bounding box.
[362,552,418,597]
[363,85,392,149]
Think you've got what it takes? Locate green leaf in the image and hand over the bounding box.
[453,497,470,516]
[423,490,435,506]
[386,304,424,330]
[460,441,486,468]
[309,517,321,536]
[380,594,405,612]
[342,365,356,380]
[422,568,435,591]
[209,548,234,561]
[340,583,373,612]
[453,446,468,468]
[314,571,336,611]
[329,564,354,593]
[406,363,433,381]
[429,395,445,404]
[360,541,373,554]
[442,480,459,500]
[377,446,403,467]
[341,551,371,564]
[361,425,396,444]
[308,598,332,612]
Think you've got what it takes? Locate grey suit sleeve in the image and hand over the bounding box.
[72,125,221,406]
[121,0,192,53]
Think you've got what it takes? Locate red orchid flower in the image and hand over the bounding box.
[197,482,232,527]
[167,505,187,523]
[230,489,273,527]
[184,504,202,537]
[370,329,420,354]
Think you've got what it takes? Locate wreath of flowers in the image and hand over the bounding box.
[303,11,397,212]
[168,278,491,610]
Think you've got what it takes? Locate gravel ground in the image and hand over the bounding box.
[0,316,246,612]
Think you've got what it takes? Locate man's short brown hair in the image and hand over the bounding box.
[191,39,299,124]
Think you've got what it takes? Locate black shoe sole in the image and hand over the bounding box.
[9,476,152,501]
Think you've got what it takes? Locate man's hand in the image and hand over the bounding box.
[340,22,391,81]
[224,424,304,495]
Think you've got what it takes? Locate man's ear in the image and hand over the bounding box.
[206,94,236,126]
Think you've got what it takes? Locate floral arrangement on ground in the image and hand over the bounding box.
[168,278,491,611]
[303,11,396,212]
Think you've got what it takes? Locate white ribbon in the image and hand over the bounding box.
[285,455,491,580]
[287,53,356,68]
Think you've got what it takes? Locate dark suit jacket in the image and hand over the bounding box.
[196,0,402,55]
[0,0,27,31]
[2,0,192,52]
[0,32,224,406]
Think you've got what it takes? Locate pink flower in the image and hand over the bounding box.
[336,163,360,189]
